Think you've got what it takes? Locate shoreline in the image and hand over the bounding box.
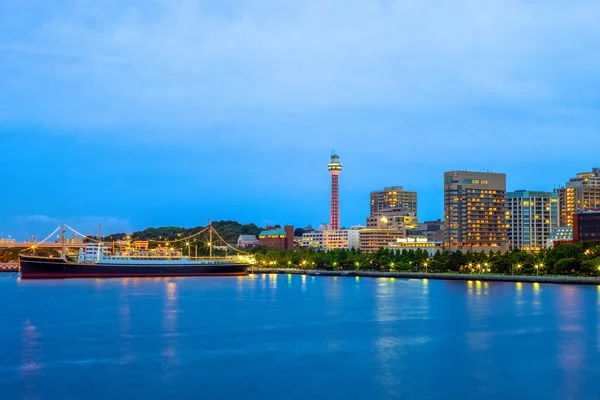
[252,268,600,286]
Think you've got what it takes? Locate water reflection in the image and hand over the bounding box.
[301,275,307,292]
[532,283,541,313]
[162,280,179,377]
[269,274,278,290]
[374,280,399,397]
[557,285,584,398]
[515,282,524,314]
[118,303,133,365]
[20,319,41,376]
[466,280,492,352]
[597,287,600,351]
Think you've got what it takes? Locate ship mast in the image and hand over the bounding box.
[61,220,66,259]
[209,221,213,259]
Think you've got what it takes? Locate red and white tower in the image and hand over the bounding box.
[328,152,342,231]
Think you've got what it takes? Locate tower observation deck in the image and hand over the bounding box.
[328,153,343,231]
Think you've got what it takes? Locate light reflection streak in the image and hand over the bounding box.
[118,303,133,365]
[515,282,524,314]
[301,275,307,292]
[162,280,179,378]
[557,285,583,398]
[269,274,278,290]
[597,287,600,351]
[374,278,405,396]
[532,283,541,313]
[466,280,491,351]
[21,319,41,379]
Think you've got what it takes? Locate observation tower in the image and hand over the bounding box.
[328,152,343,231]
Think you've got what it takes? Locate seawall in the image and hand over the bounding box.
[252,268,600,286]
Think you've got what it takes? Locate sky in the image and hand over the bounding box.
[1,0,599,240]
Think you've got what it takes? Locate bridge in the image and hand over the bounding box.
[0,241,89,250]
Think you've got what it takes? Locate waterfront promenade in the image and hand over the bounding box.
[0,263,18,272]
[253,268,600,286]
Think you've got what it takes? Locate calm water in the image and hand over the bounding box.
[1,274,600,399]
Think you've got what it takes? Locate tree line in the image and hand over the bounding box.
[249,242,600,276]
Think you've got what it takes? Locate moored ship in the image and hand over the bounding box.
[20,225,252,279]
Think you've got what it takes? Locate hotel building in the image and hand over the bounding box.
[506,190,559,251]
[444,171,507,252]
[557,168,600,227]
[370,186,417,216]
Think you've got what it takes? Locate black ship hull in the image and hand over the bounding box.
[19,256,248,279]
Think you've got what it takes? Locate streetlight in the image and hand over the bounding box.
[484,262,489,273]
[477,264,481,275]
[424,261,429,273]
[513,263,522,275]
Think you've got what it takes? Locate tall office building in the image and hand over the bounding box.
[506,190,558,251]
[444,171,507,252]
[557,168,600,227]
[370,186,417,217]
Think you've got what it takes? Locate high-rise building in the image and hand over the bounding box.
[557,168,600,227]
[328,153,342,231]
[444,171,507,252]
[370,186,417,216]
[506,190,558,251]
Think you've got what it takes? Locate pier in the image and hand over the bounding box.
[0,263,19,272]
[253,268,600,286]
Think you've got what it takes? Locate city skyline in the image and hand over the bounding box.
[1,1,600,237]
[2,160,597,241]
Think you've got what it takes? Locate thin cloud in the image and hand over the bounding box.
[1,0,599,131]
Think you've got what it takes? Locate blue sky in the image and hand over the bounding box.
[1,0,599,239]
